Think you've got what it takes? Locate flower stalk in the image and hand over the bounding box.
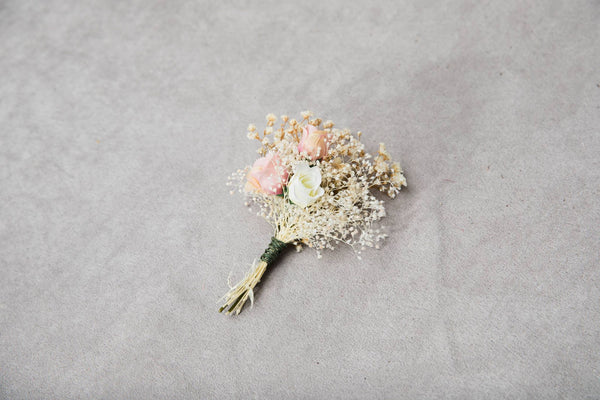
[219,237,288,315]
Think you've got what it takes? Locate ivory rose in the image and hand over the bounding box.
[298,124,328,160]
[288,162,325,208]
[245,153,288,195]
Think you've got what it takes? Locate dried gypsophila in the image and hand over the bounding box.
[220,112,407,315]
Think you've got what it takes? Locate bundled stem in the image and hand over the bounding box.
[219,237,288,315]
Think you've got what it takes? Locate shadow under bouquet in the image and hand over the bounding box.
[220,112,407,315]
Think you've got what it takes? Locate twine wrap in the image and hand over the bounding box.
[260,237,287,265]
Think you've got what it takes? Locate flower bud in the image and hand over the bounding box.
[245,153,288,195]
[288,162,325,208]
[298,124,328,160]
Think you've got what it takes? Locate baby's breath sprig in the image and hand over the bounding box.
[220,112,407,315]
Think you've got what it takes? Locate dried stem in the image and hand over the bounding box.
[219,235,289,315]
[219,260,268,315]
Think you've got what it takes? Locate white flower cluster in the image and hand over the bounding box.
[228,112,407,258]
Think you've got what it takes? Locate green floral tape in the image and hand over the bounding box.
[260,237,287,265]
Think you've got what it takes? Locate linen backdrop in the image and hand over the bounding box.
[1,0,599,398]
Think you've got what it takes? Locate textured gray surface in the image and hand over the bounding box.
[1,0,599,398]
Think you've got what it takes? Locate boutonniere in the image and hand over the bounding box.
[220,112,407,315]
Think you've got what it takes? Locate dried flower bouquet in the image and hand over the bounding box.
[219,112,407,315]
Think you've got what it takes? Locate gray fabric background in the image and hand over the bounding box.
[1,0,599,399]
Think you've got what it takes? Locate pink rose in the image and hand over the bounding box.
[245,153,289,195]
[298,124,328,160]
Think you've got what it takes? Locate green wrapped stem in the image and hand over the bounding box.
[219,237,288,315]
[260,236,287,265]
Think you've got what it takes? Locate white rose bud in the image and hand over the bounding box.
[288,162,325,208]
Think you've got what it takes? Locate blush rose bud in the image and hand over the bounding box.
[245,153,289,195]
[298,124,328,160]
